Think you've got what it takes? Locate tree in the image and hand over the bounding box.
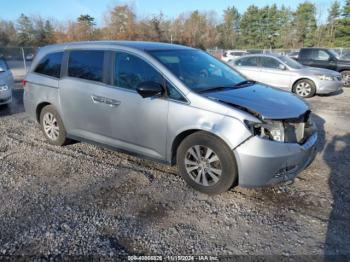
[137,13,169,42]
[218,6,240,49]
[43,20,55,44]
[334,0,350,47]
[293,2,317,47]
[0,20,17,46]
[239,5,261,48]
[16,14,35,46]
[77,14,95,27]
[64,14,96,41]
[275,6,294,48]
[326,1,341,46]
[104,4,137,40]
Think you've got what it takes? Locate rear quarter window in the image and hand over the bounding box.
[68,50,104,82]
[34,52,63,78]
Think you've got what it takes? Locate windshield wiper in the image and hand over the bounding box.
[198,80,256,93]
[232,80,256,87]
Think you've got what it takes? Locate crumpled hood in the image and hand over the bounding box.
[203,83,309,120]
[301,66,341,76]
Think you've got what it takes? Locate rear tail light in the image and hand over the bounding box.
[22,79,27,87]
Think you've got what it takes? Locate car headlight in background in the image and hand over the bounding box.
[0,85,8,91]
[317,74,336,81]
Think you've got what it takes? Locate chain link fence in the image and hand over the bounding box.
[0,47,37,81]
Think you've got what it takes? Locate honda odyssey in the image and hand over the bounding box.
[23,41,318,194]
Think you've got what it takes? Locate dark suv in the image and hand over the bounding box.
[296,48,350,87]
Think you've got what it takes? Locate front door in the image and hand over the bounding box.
[59,49,169,160]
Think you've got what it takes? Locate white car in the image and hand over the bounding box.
[229,54,343,98]
[222,50,247,63]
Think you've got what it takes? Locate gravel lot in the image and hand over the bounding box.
[0,85,349,257]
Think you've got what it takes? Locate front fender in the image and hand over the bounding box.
[166,101,253,162]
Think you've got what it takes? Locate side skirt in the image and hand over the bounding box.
[67,134,170,165]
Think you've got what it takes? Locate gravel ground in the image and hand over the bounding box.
[0,86,349,257]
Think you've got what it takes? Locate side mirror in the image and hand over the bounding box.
[279,64,287,70]
[136,81,164,98]
[0,66,5,72]
[328,56,336,62]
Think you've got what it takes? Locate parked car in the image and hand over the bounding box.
[222,50,247,62]
[229,54,343,98]
[26,53,35,61]
[296,48,350,87]
[23,41,318,194]
[0,58,14,106]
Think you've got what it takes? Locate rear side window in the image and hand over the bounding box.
[34,52,63,78]
[235,57,258,67]
[68,50,104,82]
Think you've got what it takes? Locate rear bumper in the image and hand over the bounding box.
[234,132,318,187]
[23,90,37,121]
[316,80,343,94]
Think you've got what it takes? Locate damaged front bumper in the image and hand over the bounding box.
[234,130,318,187]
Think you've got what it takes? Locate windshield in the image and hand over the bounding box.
[278,56,304,69]
[149,49,246,92]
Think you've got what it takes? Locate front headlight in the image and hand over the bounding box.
[245,120,285,142]
[0,85,8,91]
[317,74,335,81]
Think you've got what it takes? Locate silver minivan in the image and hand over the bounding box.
[23,41,318,194]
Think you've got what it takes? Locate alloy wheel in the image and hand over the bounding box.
[184,145,222,186]
[295,81,312,97]
[43,112,60,141]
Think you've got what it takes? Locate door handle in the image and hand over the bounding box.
[91,95,120,107]
[91,95,105,104]
[105,98,121,107]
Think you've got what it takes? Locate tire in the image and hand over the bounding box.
[292,79,316,98]
[39,105,69,146]
[176,131,238,195]
[341,70,350,87]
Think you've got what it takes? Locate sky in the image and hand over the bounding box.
[0,0,340,25]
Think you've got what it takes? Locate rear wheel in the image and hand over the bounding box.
[341,70,350,87]
[292,79,316,98]
[177,131,238,195]
[40,105,69,146]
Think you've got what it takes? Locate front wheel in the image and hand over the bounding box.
[292,79,316,98]
[341,70,350,87]
[176,132,238,195]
